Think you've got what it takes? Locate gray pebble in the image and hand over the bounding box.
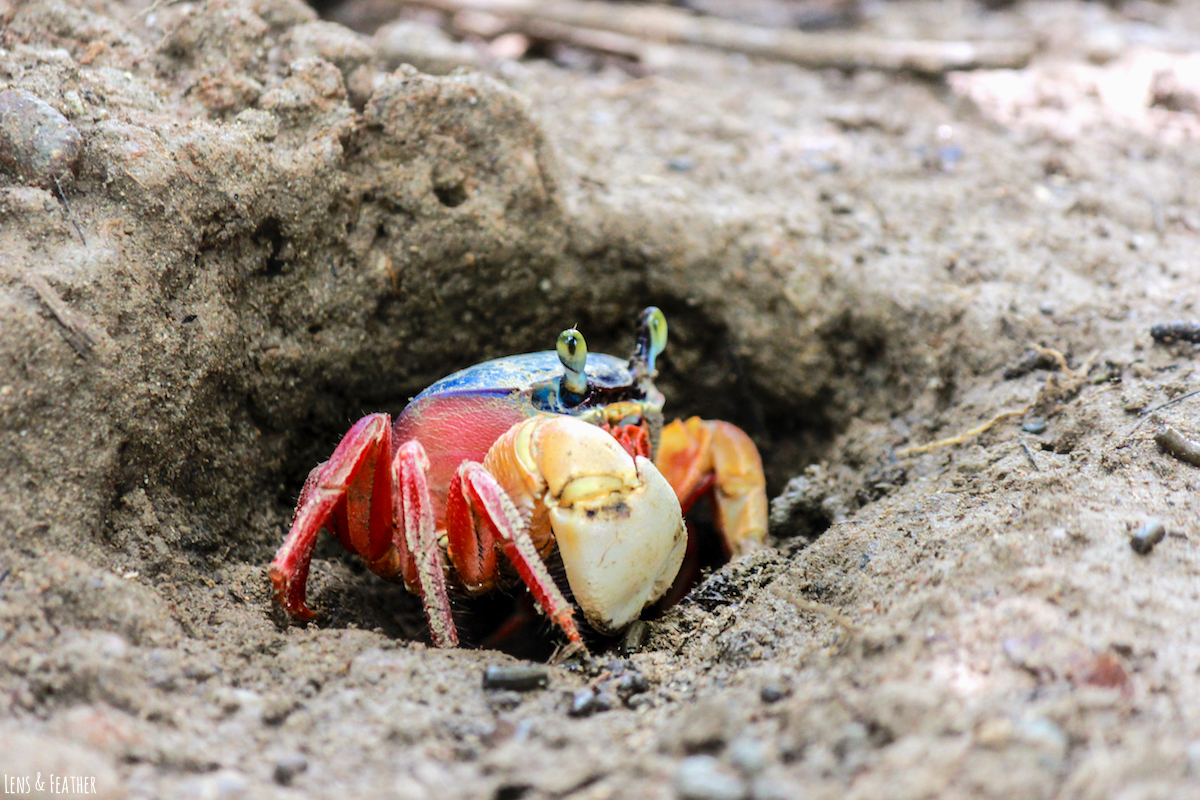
[614,671,649,700]
[593,690,616,713]
[1022,417,1047,434]
[759,683,786,704]
[675,755,747,800]
[273,754,308,785]
[482,664,549,692]
[569,688,598,717]
[1131,519,1166,555]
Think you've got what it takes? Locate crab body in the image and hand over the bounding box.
[270,309,767,649]
[394,351,660,527]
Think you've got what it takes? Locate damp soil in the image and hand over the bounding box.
[3,1,1200,797]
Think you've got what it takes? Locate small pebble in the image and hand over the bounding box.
[273,754,308,786]
[569,688,598,717]
[568,687,615,717]
[482,664,549,692]
[593,691,616,713]
[620,620,649,655]
[1130,519,1166,555]
[675,755,747,800]
[667,157,694,172]
[759,683,786,704]
[1022,417,1047,434]
[1038,301,1055,316]
[0,89,82,188]
[614,671,649,700]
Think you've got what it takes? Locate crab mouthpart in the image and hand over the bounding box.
[548,454,686,634]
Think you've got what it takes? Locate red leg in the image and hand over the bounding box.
[449,461,583,645]
[603,420,651,460]
[393,441,458,647]
[445,468,498,593]
[269,414,392,620]
[269,415,460,647]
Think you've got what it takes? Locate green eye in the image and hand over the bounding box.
[638,306,667,374]
[557,328,588,397]
[645,307,667,366]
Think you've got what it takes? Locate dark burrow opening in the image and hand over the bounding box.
[254,298,899,661]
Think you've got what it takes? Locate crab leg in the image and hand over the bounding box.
[268,414,459,647]
[270,414,392,620]
[447,461,583,645]
[393,441,458,647]
[655,417,768,556]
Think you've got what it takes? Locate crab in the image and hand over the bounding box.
[269,307,767,648]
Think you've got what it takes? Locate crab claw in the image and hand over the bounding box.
[529,417,687,634]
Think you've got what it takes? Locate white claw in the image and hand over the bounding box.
[548,453,686,634]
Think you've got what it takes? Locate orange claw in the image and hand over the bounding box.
[655,417,768,557]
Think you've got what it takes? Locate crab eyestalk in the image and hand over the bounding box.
[557,327,589,403]
[632,306,668,380]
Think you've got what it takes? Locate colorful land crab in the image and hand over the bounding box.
[269,308,767,648]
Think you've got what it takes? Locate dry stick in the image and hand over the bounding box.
[1139,389,1200,422]
[770,585,859,636]
[52,174,86,245]
[1154,424,1200,468]
[455,11,650,60]
[1018,436,1040,471]
[406,0,1034,74]
[896,402,1034,457]
[24,272,109,360]
[520,18,650,61]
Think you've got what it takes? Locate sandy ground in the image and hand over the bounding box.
[3,0,1200,797]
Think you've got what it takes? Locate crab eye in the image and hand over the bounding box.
[557,328,588,398]
[645,307,667,367]
[635,306,668,375]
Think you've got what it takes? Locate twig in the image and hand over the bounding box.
[1018,437,1040,471]
[522,18,649,61]
[896,402,1034,457]
[1155,424,1200,467]
[52,173,86,245]
[1139,389,1200,423]
[770,585,859,635]
[455,12,650,61]
[405,0,1034,74]
[23,272,110,360]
